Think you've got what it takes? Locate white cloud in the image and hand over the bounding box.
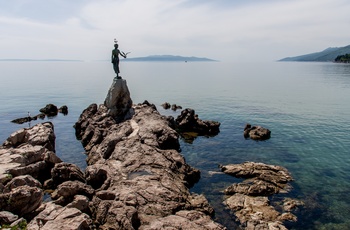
[0,0,349,61]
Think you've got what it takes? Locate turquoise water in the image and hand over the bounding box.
[1,61,350,229]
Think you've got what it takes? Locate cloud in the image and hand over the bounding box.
[0,0,350,61]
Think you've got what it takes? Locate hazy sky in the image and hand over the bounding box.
[1,0,349,61]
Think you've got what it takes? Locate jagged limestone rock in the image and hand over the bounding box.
[104,78,133,121]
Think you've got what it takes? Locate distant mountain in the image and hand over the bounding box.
[123,55,217,62]
[279,45,350,62]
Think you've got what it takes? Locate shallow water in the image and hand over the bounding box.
[1,61,350,229]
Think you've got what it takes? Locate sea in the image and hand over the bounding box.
[1,60,350,230]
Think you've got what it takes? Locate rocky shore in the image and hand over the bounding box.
[0,78,302,229]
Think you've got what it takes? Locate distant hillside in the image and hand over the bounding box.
[279,45,350,62]
[123,55,217,62]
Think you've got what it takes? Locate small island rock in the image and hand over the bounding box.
[244,123,271,140]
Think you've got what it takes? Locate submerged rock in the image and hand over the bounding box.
[221,162,302,229]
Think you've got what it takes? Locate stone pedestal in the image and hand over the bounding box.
[104,78,133,122]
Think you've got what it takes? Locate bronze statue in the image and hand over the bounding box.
[111,40,129,78]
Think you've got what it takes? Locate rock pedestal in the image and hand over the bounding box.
[104,78,133,121]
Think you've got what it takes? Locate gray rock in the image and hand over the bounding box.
[244,123,271,140]
[66,195,90,213]
[50,162,86,187]
[3,122,56,152]
[74,96,223,229]
[27,202,92,230]
[51,181,94,205]
[141,210,226,230]
[175,108,220,136]
[104,78,133,121]
[221,162,298,229]
[0,211,18,225]
[0,185,43,216]
[4,175,42,192]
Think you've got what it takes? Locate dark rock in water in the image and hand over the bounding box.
[11,105,67,124]
[161,102,182,111]
[175,108,220,136]
[40,104,58,116]
[35,113,46,119]
[58,105,68,115]
[11,117,32,124]
[221,162,302,229]
[171,104,182,111]
[161,102,171,109]
[244,123,271,140]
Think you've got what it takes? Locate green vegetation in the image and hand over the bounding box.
[279,44,350,62]
[334,53,350,63]
[0,219,27,230]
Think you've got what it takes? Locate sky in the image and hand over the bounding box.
[0,0,349,62]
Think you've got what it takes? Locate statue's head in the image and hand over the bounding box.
[114,44,119,48]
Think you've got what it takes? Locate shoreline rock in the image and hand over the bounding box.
[220,162,303,229]
[73,100,225,229]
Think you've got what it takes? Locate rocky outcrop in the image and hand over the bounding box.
[0,122,63,227]
[244,123,271,140]
[175,108,220,136]
[104,78,133,121]
[0,76,227,229]
[73,100,225,229]
[220,162,302,229]
[1,122,60,185]
[0,123,95,229]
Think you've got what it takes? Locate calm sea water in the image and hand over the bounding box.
[1,61,350,229]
